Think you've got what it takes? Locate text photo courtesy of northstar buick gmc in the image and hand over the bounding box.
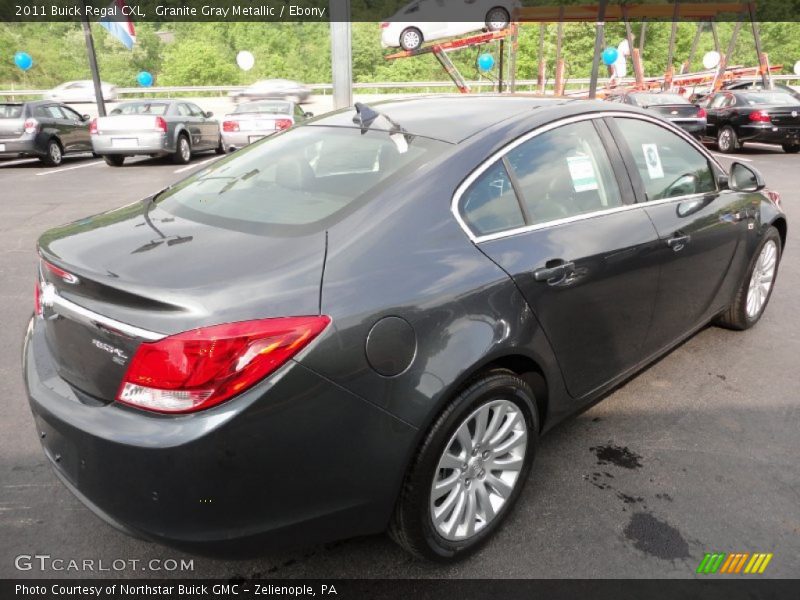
[24,97,786,562]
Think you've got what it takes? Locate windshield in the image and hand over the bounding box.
[110,102,169,115]
[157,126,447,235]
[235,101,291,115]
[740,92,798,106]
[0,104,24,118]
[633,94,688,106]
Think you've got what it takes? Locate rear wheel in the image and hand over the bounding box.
[485,7,511,31]
[103,155,125,167]
[717,126,740,153]
[40,139,63,167]
[172,134,191,165]
[716,226,781,330]
[782,143,800,153]
[215,136,226,155]
[389,369,538,562]
[400,27,423,51]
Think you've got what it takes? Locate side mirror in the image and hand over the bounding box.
[205,111,213,118]
[82,114,91,121]
[304,111,314,118]
[728,162,766,192]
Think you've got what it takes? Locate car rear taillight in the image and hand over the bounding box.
[749,110,771,123]
[275,118,292,130]
[42,259,79,284]
[380,22,390,28]
[222,120,239,132]
[117,316,331,413]
[696,107,707,118]
[23,118,39,134]
[154,116,167,133]
[89,118,98,135]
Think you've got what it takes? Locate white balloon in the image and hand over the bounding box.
[702,51,721,70]
[237,51,255,71]
[794,60,800,76]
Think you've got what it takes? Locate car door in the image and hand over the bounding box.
[607,116,748,352]
[188,103,216,148]
[704,92,733,139]
[177,103,203,149]
[40,105,74,150]
[59,105,91,151]
[459,116,662,399]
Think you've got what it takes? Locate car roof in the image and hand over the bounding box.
[309,95,573,143]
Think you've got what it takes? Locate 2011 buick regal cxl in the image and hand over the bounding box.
[23,96,786,561]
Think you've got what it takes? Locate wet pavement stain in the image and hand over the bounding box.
[590,443,643,469]
[623,512,690,560]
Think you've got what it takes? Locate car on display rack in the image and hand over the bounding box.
[90,100,223,166]
[0,100,92,166]
[43,80,119,104]
[604,91,707,137]
[25,96,785,562]
[220,100,313,151]
[381,0,519,50]
[228,79,312,104]
[698,89,800,153]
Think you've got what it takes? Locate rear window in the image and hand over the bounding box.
[157,126,446,235]
[235,102,291,115]
[0,104,24,118]
[110,102,169,115]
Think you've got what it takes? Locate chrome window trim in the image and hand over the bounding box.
[451,110,725,244]
[48,291,165,342]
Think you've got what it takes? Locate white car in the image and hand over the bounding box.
[381,0,519,50]
[44,81,118,103]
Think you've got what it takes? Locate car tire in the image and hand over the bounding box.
[400,27,423,51]
[485,7,511,31]
[103,155,125,167]
[40,139,63,167]
[782,143,800,153]
[172,134,191,165]
[215,136,226,155]
[715,226,781,330]
[389,369,538,562]
[717,126,740,153]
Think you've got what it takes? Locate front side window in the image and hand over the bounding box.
[460,161,525,236]
[505,120,622,225]
[614,117,716,201]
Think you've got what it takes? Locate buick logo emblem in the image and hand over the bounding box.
[793,110,798,118]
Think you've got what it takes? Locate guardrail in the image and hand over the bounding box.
[3,75,799,98]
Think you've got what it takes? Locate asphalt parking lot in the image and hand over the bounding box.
[1,140,798,580]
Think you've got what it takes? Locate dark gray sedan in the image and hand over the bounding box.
[24,97,786,562]
[91,100,223,166]
[0,101,92,166]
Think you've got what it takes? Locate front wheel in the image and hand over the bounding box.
[400,27,423,51]
[485,7,511,31]
[782,143,800,154]
[717,126,740,153]
[716,226,781,330]
[40,139,63,167]
[389,369,538,562]
[172,134,191,165]
[215,136,226,155]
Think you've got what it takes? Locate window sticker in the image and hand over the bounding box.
[566,155,599,192]
[642,143,664,179]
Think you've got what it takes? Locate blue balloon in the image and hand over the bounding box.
[14,52,33,71]
[602,47,619,66]
[477,53,495,72]
[136,71,154,87]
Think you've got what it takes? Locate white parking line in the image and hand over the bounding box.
[35,160,105,176]
[173,155,222,174]
[711,153,752,162]
[0,158,39,168]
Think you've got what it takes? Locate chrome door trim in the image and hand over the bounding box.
[451,110,726,244]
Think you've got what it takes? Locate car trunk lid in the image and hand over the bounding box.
[648,104,700,118]
[766,106,800,127]
[95,114,165,134]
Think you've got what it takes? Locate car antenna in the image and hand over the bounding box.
[352,102,413,153]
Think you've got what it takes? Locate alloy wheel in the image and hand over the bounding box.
[746,240,778,319]
[49,142,62,164]
[719,129,731,152]
[430,399,527,541]
[180,138,191,162]
[402,30,421,50]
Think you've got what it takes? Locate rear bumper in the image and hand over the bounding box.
[669,118,706,134]
[738,124,800,145]
[0,136,41,157]
[91,132,171,156]
[221,130,275,149]
[23,317,416,552]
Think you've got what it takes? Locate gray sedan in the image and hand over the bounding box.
[91,100,223,167]
[0,101,92,166]
[221,100,312,150]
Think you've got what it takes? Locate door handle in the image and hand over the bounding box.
[533,260,575,283]
[666,234,691,251]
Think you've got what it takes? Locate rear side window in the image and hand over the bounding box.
[0,104,24,118]
[157,126,446,235]
[613,118,716,201]
[460,161,525,236]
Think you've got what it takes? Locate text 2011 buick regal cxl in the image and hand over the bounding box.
[24,96,786,561]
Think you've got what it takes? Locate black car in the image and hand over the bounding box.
[0,100,92,166]
[700,89,800,153]
[606,91,706,136]
[24,97,786,561]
